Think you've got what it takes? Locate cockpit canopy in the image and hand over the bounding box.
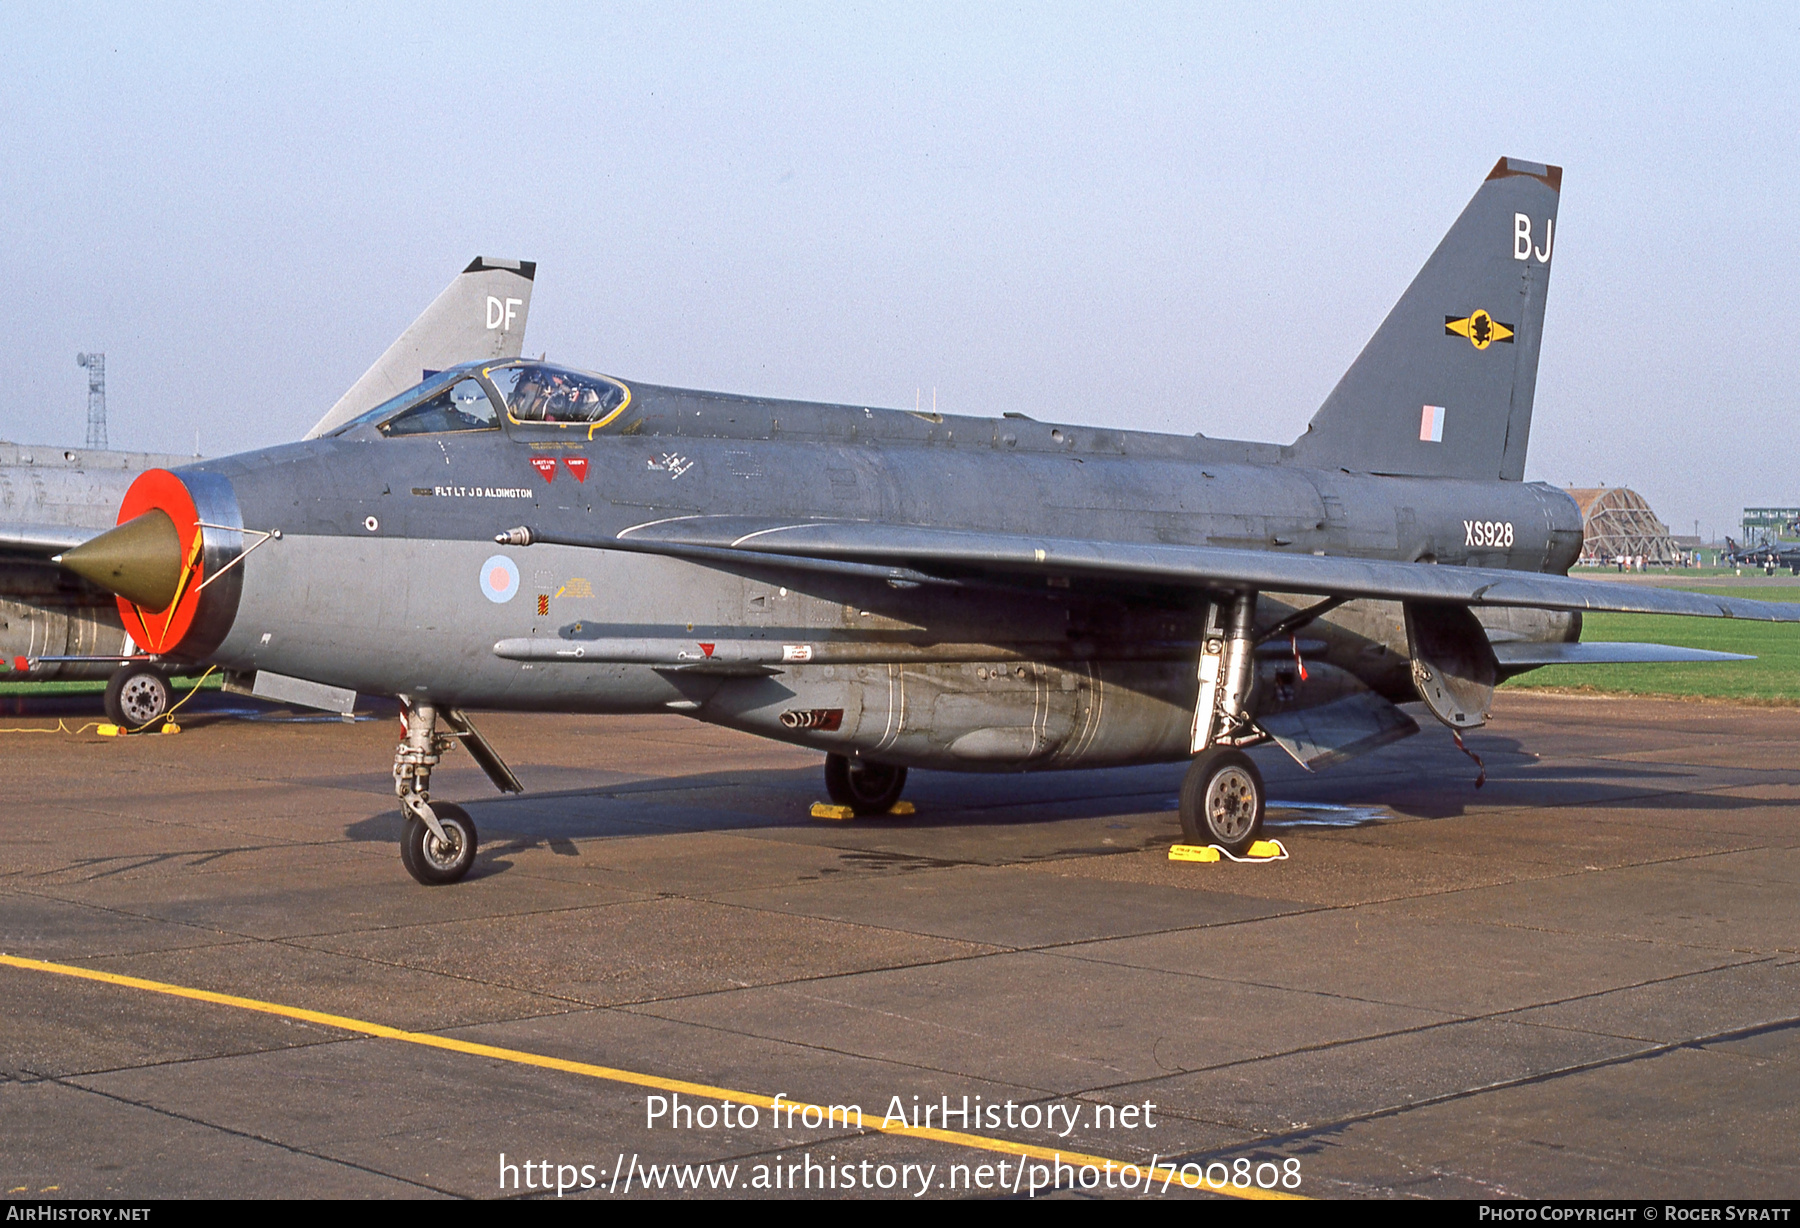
[487,362,628,425]
[330,361,631,438]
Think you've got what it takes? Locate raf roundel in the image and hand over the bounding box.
[479,554,521,604]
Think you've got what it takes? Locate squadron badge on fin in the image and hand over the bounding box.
[1444,309,1514,349]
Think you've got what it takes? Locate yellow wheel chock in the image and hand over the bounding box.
[810,800,917,821]
[1169,839,1287,863]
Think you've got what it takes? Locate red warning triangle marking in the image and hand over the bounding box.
[529,456,558,483]
[699,643,715,657]
[563,456,589,482]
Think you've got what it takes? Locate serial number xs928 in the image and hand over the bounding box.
[1464,519,1515,548]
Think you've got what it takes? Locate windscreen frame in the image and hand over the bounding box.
[326,364,490,438]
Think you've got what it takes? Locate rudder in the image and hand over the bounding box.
[1290,157,1560,481]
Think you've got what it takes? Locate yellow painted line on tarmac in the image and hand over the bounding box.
[3,952,1301,1200]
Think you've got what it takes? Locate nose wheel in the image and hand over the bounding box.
[1179,748,1265,856]
[401,802,479,885]
[824,754,908,815]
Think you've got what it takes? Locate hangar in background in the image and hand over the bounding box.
[1568,486,1683,566]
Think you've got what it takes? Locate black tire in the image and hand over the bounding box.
[399,814,423,881]
[104,666,172,729]
[401,802,478,885]
[1178,749,1265,856]
[823,754,908,815]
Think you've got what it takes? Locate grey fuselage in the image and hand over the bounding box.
[191,383,1583,771]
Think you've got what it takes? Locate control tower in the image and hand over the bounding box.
[76,352,106,449]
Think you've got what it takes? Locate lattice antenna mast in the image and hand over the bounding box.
[76,352,106,449]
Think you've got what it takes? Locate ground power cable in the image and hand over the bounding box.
[123,665,218,733]
[0,665,218,737]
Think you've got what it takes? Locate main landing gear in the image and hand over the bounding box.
[824,753,908,816]
[1180,590,1269,856]
[391,699,523,885]
[1179,748,1265,855]
[104,663,172,729]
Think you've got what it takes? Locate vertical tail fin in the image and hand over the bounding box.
[1289,158,1560,481]
[304,257,536,439]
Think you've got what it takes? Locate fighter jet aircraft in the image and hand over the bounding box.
[1722,535,1800,574]
[42,157,1799,884]
[0,257,535,726]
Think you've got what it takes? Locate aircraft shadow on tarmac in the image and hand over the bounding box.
[2,686,1772,872]
[339,726,1789,881]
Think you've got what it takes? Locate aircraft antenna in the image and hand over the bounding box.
[76,352,106,450]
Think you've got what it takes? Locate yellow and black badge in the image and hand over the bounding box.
[1444,309,1515,350]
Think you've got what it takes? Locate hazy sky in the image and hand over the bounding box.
[3,4,1795,539]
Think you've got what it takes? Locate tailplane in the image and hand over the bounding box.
[304,257,536,439]
[1289,157,1560,481]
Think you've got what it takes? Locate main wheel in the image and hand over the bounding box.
[1179,748,1265,856]
[402,802,478,885]
[104,665,172,729]
[823,754,908,816]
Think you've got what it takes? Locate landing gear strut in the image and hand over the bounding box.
[1190,592,1258,755]
[393,699,478,884]
[1181,591,1268,854]
[824,754,908,816]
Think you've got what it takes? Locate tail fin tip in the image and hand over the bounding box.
[1487,156,1562,193]
[464,256,538,280]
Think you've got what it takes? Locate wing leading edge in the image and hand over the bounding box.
[533,516,1800,623]
[0,523,102,555]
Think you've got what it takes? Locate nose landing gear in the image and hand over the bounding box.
[394,699,466,884]
[389,699,524,884]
